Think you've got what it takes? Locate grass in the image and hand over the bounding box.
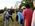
[0,15,3,26]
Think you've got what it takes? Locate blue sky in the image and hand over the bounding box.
[0,0,22,10]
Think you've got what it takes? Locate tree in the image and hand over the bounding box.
[21,0,33,9]
[0,10,4,14]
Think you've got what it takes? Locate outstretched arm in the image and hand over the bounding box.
[9,16,14,22]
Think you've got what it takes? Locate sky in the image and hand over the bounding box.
[0,0,22,10]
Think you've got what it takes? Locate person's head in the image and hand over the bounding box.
[25,4,30,8]
[18,9,23,13]
[8,9,15,14]
[4,7,7,11]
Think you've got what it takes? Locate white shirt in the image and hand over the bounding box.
[31,10,35,26]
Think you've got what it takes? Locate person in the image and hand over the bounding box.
[31,10,35,26]
[3,9,14,26]
[22,4,33,26]
[16,9,24,26]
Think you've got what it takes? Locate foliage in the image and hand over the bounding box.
[0,10,4,14]
[29,2,33,8]
[21,0,33,8]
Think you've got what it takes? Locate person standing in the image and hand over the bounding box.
[16,9,24,26]
[22,4,33,26]
[3,9,14,26]
[31,10,35,26]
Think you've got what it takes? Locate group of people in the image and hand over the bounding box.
[16,3,35,26]
[3,3,35,26]
[3,9,14,26]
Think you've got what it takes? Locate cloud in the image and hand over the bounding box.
[0,0,22,10]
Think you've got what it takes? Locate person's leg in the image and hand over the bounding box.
[10,16,14,22]
[6,19,9,26]
[15,15,18,26]
[22,19,24,26]
[3,18,7,26]
[16,15,18,22]
[20,19,24,26]
[4,17,9,26]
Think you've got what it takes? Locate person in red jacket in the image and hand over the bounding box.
[22,4,33,26]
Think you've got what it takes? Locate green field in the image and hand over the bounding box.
[0,12,20,26]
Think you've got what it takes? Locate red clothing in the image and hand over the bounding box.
[22,8,33,26]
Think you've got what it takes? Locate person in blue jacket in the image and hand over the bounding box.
[16,9,24,26]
